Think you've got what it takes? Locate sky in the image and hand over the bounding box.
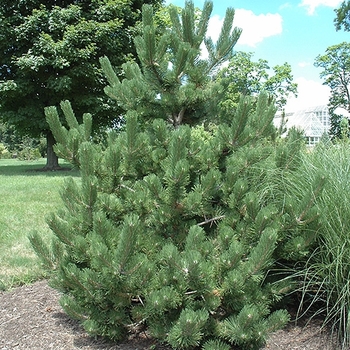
[165,0,350,112]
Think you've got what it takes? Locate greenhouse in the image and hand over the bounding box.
[275,105,331,146]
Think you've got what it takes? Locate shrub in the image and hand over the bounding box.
[16,136,45,160]
[0,120,46,159]
[30,2,326,348]
[17,147,42,161]
[30,94,324,350]
[0,142,10,159]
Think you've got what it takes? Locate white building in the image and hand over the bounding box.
[275,105,331,146]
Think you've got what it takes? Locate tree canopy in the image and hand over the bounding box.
[334,1,350,31]
[314,42,350,138]
[0,0,162,168]
[217,51,297,118]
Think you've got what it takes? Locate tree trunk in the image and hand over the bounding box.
[44,130,60,170]
[172,107,186,128]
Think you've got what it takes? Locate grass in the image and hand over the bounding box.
[0,158,79,290]
[294,142,350,348]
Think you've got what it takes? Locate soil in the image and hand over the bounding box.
[0,280,342,350]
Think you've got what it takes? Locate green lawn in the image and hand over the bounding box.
[0,158,79,289]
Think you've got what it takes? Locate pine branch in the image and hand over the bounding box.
[28,232,56,270]
[119,183,136,193]
[99,56,120,87]
[60,100,79,129]
[44,106,68,145]
[195,1,213,44]
[197,215,225,227]
[181,1,195,45]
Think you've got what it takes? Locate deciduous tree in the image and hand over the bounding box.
[334,1,350,31]
[0,0,162,169]
[217,51,297,120]
[314,42,350,138]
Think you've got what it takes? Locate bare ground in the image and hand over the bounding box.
[0,280,343,350]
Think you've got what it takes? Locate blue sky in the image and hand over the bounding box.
[165,0,350,112]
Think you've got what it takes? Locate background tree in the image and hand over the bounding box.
[314,42,350,139]
[0,0,162,169]
[334,1,350,31]
[217,51,297,120]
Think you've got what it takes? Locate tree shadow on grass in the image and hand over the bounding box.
[0,160,80,177]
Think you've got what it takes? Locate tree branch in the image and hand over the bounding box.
[197,215,225,227]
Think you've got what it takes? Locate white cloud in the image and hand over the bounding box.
[299,0,342,15]
[234,9,283,47]
[206,15,225,42]
[280,3,292,10]
[298,61,311,67]
[205,10,283,48]
[285,77,330,112]
[334,106,350,118]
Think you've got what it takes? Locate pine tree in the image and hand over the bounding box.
[100,1,242,127]
[31,94,324,349]
[30,2,325,349]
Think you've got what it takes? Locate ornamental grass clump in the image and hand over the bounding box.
[292,141,350,348]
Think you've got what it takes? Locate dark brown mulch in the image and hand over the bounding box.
[0,280,342,350]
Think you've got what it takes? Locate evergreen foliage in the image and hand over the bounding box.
[100,1,242,127]
[45,100,93,168]
[31,93,324,349]
[30,2,325,349]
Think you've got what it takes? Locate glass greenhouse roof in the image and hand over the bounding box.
[275,105,330,138]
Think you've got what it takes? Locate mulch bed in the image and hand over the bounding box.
[0,280,342,350]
